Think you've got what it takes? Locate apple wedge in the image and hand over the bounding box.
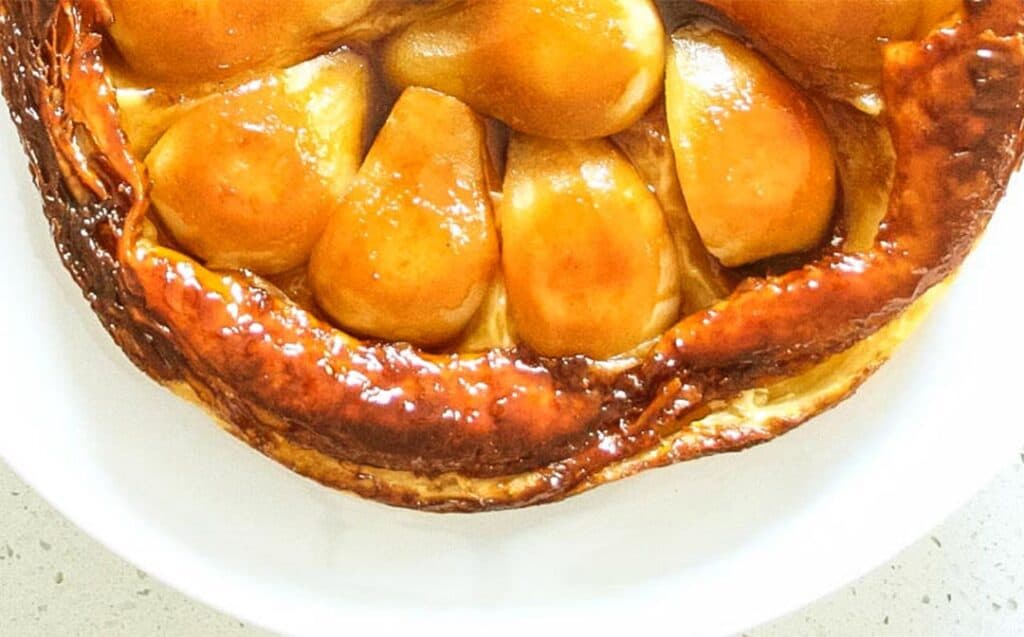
[665,27,837,267]
[146,51,370,275]
[309,87,499,347]
[382,0,665,139]
[501,135,680,359]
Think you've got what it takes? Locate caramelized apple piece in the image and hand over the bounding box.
[455,275,516,352]
[108,0,378,84]
[703,0,961,89]
[816,99,896,252]
[383,0,665,139]
[502,136,680,359]
[612,105,733,313]
[666,28,837,267]
[117,87,203,156]
[146,52,370,275]
[309,88,499,346]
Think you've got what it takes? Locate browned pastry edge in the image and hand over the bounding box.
[161,280,949,512]
[1,0,1022,511]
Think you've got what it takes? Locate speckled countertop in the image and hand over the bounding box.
[2,454,1022,636]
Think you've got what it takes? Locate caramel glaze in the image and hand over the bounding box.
[2,0,1023,508]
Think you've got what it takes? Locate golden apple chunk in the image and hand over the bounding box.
[146,52,370,275]
[703,0,962,87]
[501,136,681,359]
[612,105,733,313]
[107,0,378,84]
[382,0,665,139]
[666,28,837,267]
[309,88,499,347]
[116,87,199,157]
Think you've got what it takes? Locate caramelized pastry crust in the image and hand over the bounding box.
[1,0,1022,510]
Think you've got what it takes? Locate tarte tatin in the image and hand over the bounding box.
[1,0,1022,511]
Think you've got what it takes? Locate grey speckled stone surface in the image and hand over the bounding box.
[1,455,1022,636]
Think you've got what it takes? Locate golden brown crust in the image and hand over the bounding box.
[1,0,1022,510]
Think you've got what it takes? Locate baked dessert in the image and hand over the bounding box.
[1,0,1021,511]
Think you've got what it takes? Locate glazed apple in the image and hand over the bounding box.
[383,0,665,139]
[666,27,837,267]
[116,87,200,156]
[146,52,370,274]
[612,105,733,313]
[703,0,962,86]
[501,135,681,358]
[107,0,380,83]
[309,87,499,347]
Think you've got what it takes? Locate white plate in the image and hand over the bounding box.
[1,109,1022,637]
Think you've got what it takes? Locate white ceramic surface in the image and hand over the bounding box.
[1,108,1022,637]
